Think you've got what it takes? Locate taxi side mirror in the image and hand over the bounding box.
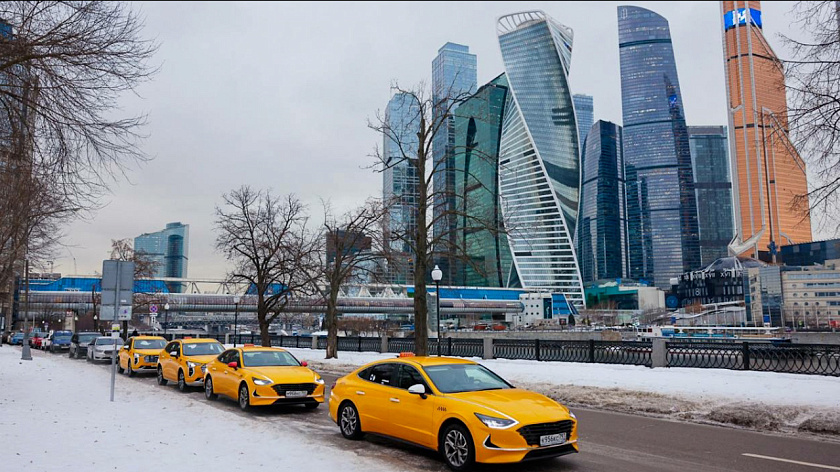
[227,361,238,369]
[170,350,178,357]
[300,361,308,367]
[408,384,427,399]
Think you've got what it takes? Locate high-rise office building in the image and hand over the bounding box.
[134,222,189,283]
[450,74,517,288]
[618,5,701,289]
[578,120,627,283]
[689,126,734,265]
[721,1,812,259]
[573,94,594,149]
[382,91,421,284]
[432,43,477,284]
[497,11,585,307]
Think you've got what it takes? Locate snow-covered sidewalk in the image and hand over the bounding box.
[285,347,839,408]
[0,346,392,471]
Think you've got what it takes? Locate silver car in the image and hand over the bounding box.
[86,336,125,362]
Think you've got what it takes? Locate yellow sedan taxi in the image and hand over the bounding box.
[157,338,225,392]
[329,356,578,471]
[203,345,325,411]
[118,336,167,377]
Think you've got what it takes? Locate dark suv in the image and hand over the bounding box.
[69,332,100,359]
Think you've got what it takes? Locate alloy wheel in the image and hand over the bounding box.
[340,406,358,437]
[444,429,469,468]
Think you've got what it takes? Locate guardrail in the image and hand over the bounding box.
[138,333,840,376]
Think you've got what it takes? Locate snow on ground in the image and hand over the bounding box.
[0,346,394,471]
[284,348,840,409]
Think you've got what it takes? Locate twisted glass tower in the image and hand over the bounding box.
[496,11,585,307]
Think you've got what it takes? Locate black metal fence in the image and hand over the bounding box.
[142,332,840,376]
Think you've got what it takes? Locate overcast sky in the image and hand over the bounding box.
[55,1,814,279]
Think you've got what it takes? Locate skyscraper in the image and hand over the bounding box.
[432,42,477,284]
[573,94,594,149]
[382,91,421,284]
[497,11,585,307]
[134,222,189,283]
[689,126,734,265]
[721,1,812,259]
[577,120,627,283]
[450,74,517,288]
[618,5,701,289]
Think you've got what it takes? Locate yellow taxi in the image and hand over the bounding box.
[329,356,578,471]
[118,336,167,377]
[157,338,225,392]
[203,345,325,411]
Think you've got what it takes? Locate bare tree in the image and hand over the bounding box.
[110,238,160,279]
[783,1,840,229]
[314,199,389,359]
[214,186,320,347]
[370,81,508,355]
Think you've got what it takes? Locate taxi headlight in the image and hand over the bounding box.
[475,413,517,429]
[252,377,272,386]
[569,410,576,420]
[314,376,325,385]
[133,353,140,363]
[200,364,207,374]
[187,361,198,369]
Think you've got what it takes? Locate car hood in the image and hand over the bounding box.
[134,349,161,356]
[245,366,317,383]
[446,388,569,424]
[184,355,217,364]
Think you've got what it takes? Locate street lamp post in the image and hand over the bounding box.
[431,265,443,357]
[21,258,32,360]
[233,296,241,347]
[163,303,170,339]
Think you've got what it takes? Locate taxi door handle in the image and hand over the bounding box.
[355,390,365,396]
[389,398,400,403]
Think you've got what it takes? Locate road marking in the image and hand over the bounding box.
[743,453,840,470]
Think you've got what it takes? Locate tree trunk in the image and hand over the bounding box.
[414,140,429,356]
[259,315,271,347]
[325,290,339,359]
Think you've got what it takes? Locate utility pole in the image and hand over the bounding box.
[21,258,32,360]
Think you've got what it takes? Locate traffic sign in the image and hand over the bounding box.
[149,304,158,314]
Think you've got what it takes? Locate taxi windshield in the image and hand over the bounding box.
[183,342,224,356]
[241,351,299,367]
[422,364,512,394]
[133,339,165,350]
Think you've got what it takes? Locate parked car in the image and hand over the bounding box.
[87,336,125,362]
[203,345,325,411]
[157,338,225,392]
[329,356,578,471]
[69,332,101,359]
[46,330,73,352]
[118,336,166,377]
[30,332,47,349]
[9,332,25,345]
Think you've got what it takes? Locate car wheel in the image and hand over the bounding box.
[117,359,124,374]
[238,383,251,411]
[157,366,168,386]
[69,348,74,358]
[304,402,319,410]
[127,361,136,377]
[204,377,218,401]
[86,354,91,362]
[178,370,187,392]
[440,423,475,472]
[338,402,364,440]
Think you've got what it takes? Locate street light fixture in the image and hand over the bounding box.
[163,303,170,339]
[431,265,443,357]
[233,296,241,347]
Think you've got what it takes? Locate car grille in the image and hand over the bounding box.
[144,355,159,363]
[517,420,574,447]
[272,383,317,396]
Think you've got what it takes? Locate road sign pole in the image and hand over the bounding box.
[110,262,121,402]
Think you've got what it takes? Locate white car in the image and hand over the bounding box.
[87,336,125,362]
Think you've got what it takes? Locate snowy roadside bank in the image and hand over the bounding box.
[284,348,840,439]
[0,347,395,471]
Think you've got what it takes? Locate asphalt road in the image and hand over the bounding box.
[67,353,840,472]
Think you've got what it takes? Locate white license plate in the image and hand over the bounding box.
[285,390,307,398]
[539,433,566,447]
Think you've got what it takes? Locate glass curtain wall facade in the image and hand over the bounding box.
[432,43,477,284]
[496,11,586,307]
[618,6,701,289]
[573,94,594,150]
[689,126,734,265]
[577,120,627,283]
[721,1,812,259]
[134,222,190,292]
[382,92,421,284]
[451,74,518,288]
